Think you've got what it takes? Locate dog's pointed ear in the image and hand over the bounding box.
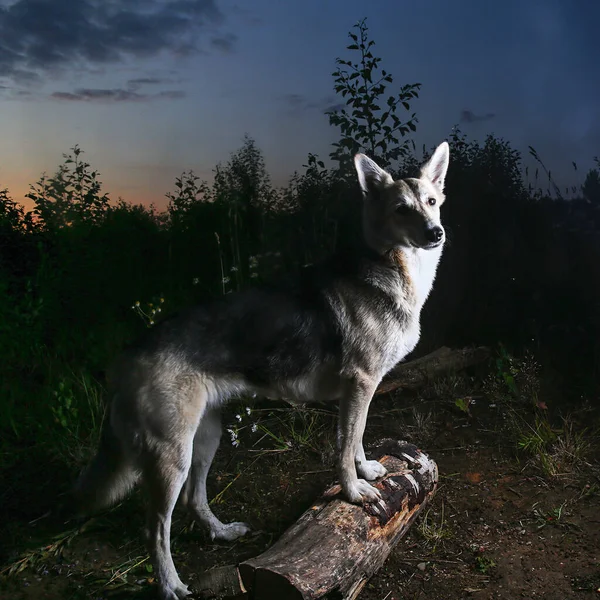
[420,141,450,191]
[354,154,393,196]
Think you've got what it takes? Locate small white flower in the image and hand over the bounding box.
[222,276,230,284]
[157,308,161,313]
[149,320,154,325]
[192,278,199,285]
[230,266,238,272]
[251,423,258,433]
[232,439,240,447]
[235,414,242,422]
[245,406,251,415]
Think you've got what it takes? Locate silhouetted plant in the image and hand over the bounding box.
[582,168,600,203]
[213,135,278,288]
[282,153,342,263]
[27,145,110,230]
[166,171,213,228]
[326,18,421,176]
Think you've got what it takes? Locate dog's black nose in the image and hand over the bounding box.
[425,226,444,244]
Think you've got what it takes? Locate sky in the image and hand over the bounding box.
[0,0,599,211]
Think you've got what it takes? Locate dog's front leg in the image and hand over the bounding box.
[353,385,387,481]
[355,438,388,481]
[338,376,382,504]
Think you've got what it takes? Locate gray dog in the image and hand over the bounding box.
[73,143,450,599]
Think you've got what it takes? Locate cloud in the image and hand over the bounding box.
[0,0,235,86]
[323,102,344,114]
[460,109,496,124]
[156,90,186,99]
[127,77,167,87]
[50,87,186,102]
[210,33,237,53]
[281,93,340,116]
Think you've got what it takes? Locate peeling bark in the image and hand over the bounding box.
[235,440,438,600]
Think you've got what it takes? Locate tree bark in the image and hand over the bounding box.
[375,345,490,395]
[234,439,438,600]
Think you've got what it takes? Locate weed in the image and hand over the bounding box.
[253,407,332,455]
[474,555,497,574]
[131,294,165,327]
[516,415,590,478]
[532,501,567,529]
[96,553,152,594]
[417,502,452,553]
[49,370,106,467]
[0,519,97,579]
[404,406,436,443]
[454,397,472,416]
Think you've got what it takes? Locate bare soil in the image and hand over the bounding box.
[2,377,599,600]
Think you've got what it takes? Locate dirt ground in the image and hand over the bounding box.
[2,370,600,600]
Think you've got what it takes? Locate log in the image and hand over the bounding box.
[195,565,247,599]
[375,345,490,395]
[235,439,438,600]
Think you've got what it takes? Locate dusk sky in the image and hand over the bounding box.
[1,0,599,211]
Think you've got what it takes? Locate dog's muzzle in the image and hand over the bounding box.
[423,225,444,248]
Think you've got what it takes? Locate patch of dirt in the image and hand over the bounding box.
[1,387,599,600]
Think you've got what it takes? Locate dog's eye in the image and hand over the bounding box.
[395,205,411,215]
[427,197,437,206]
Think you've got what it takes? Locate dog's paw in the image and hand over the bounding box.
[343,478,382,504]
[158,580,190,600]
[357,459,387,481]
[210,521,251,542]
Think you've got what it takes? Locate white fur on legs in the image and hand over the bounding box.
[181,408,251,542]
[144,444,193,600]
[338,378,383,504]
[353,395,387,481]
[355,442,387,481]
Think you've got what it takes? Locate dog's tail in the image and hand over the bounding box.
[71,409,139,517]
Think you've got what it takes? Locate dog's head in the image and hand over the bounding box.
[355,142,450,252]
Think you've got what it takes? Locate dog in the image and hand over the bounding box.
[72,142,450,599]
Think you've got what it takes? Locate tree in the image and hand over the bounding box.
[213,135,278,287]
[26,145,110,230]
[326,18,421,177]
[582,168,600,204]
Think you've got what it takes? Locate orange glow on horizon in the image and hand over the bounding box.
[6,179,173,214]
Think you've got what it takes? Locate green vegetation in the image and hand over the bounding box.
[1,19,599,598]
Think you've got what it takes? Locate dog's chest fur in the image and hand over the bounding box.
[332,244,443,378]
[261,244,444,403]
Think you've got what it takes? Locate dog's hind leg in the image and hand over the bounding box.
[181,407,251,541]
[143,438,194,600]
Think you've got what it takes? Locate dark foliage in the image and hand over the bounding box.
[0,18,598,465]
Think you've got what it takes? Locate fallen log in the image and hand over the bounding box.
[197,439,438,599]
[375,345,490,395]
